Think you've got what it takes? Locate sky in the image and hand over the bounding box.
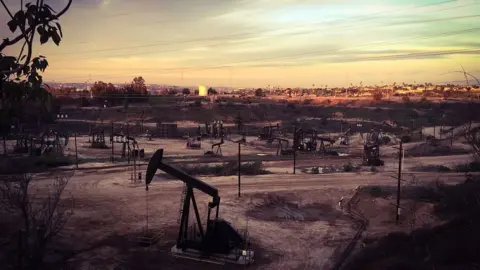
[1,0,479,87]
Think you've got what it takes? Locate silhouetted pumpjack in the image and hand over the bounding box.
[145,149,254,264]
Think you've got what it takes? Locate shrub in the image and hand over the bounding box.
[402,95,411,103]
[303,99,313,105]
[180,161,270,176]
[372,91,383,101]
[193,100,202,107]
[343,162,354,172]
[455,162,480,172]
[411,165,452,172]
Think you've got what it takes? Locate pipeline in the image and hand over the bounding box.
[332,187,369,270]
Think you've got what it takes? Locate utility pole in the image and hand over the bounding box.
[127,122,130,164]
[238,141,241,198]
[75,133,78,169]
[293,126,297,174]
[396,141,403,224]
[451,128,454,146]
[111,122,114,163]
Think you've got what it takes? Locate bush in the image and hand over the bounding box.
[286,103,296,109]
[411,165,452,172]
[179,161,270,176]
[402,95,411,103]
[302,99,313,105]
[193,100,202,107]
[455,162,480,172]
[343,162,354,172]
[372,91,383,101]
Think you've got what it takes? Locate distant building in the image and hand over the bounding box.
[198,85,207,96]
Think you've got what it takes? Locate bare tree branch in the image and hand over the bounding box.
[0,0,14,20]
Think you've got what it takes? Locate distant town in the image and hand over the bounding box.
[45,81,480,99]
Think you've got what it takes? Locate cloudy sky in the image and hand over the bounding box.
[1,0,479,87]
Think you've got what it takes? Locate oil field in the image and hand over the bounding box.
[1,93,480,270]
[1,0,480,269]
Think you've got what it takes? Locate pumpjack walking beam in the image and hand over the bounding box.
[146,150,219,250]
[145,149,253,263]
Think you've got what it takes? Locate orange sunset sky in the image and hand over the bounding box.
[1,0,479,87]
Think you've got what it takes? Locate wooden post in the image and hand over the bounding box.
[293,126,297,174]
[451,128,454,146]
[3,134,6,156]
[75,133,78,169]
[127,122,130,164]
[238,142,241,198]
[396,141,403,224]
[111,122,114,163]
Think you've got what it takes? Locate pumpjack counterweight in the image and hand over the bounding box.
[145,149,254,265]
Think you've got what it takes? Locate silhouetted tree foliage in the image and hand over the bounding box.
[0,0,72,132]
[0,81,58,132]
[182,88,190,95]
[90,77,149,106]
[208,87,217,95]
[255,88,264,97]
[372,90,383,101]
[0,0,72,84]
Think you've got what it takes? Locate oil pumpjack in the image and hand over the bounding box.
[145,149,254,265]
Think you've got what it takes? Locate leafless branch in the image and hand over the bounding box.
[0,0,14,20]
[0,174,74,268]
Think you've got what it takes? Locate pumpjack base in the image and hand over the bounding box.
[171,245,255,265]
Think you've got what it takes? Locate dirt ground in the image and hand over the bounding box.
[3,97,479,269]
[26,131,474,270]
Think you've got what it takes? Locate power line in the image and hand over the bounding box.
[54,27,480,82]
[59,0,465,47]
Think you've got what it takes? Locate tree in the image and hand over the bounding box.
[372,90,383,101]
[208,87,217,95]
[0,1,72,132]
[0,0,72,85]
[0,174,74,269]
[182,88,190,96]
[255,88,264,97]
[131,76,147,95]
[90,81,117,98]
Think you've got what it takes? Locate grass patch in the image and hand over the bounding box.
[455,162,480,172]
[179,161,270,176]
[411,165,452,172]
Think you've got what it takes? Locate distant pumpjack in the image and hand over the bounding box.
[186,135,202,149]
[110,133,145,158]
[145,149,254,265]
[273,137,294,156]
[90,130,108,149]
[318,137,337,156]
[339,127,351,145]
[258,124,281,142]
[204,137,224,156]
[294,128,317,152]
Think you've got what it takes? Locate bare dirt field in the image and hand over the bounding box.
[22,128,474,270]
[3,97,479,270]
